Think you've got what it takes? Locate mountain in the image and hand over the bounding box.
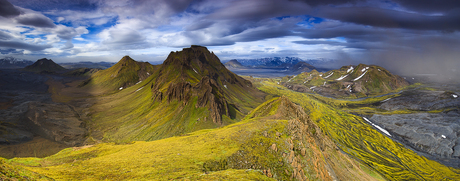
[288,61,315,73]
[236,57,302,68]
[60,61,115,69]
[281,64,409,98]
[80,56,157,93]
[23,58,66,73]
[224,59,245,68]
[86,45,265,142]
[0,57,33,69]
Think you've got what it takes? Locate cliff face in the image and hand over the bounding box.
[151,45,262,125]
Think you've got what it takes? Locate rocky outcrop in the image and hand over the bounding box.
[165,82,192,103]
[194,76,229,125]
[162,76,229,125]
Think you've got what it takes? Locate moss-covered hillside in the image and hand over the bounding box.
[5,97,383,180]
[86,45,265,143]
[281,64,409,98]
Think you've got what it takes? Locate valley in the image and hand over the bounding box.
[1,46,459,180]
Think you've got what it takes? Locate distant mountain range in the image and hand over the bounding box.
[0,56,33,69]
[224,57,335,71]
[60,62,115,69]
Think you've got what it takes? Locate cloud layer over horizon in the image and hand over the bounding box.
[0,0,459,76]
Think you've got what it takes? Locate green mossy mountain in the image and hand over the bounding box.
[81,56,158,93]
[282,64,409,98]
[87,45,265,142]
[23,58,66,73]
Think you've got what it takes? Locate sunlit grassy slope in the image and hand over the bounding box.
[257,80,460,180]
[81,56,157,94]
[6,97,383,180]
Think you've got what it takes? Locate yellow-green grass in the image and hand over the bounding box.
[0,157,50,180]
[258,81,460,180]
[6,97,382,180]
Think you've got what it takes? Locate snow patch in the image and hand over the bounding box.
[136,81,142,84]
[323,81,326,86]
[363,117,391,136]
[453,94,458,98]
[347,66,354,73]
[319,74,323,77]
[147,72,150,75]
[353,70,367,81]
[309,86,316,89]
[135,87,144,92]
[381,98,392,102]
[193,68,198,74]
[336,74,348,81]
[346,85,351,89]
[224,85,227,89]
[324,72,333,79]
[378,69,381,71]
[441,135,446,139]
[119,87,123,90]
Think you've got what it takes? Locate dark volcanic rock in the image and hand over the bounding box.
[379,90,460,111]
[370,110,460,167]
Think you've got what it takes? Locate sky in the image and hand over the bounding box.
[0,0,460,76]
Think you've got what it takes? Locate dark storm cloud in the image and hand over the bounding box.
[392,0,460,12]
[14,13,56,28]
[290,0,365,6]
[0,0,20,17]
[0,31,14,40]
[0,48,23,54]
[317,7,460,31]
[0,40,51,51]
[8,0,99,11]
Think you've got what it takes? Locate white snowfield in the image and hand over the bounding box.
[336,74,348,81]
[363,117,391,136]
[347,66,354,73]
[324,72,334,79]
[361,67,369,72]
[353,70,368,81]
